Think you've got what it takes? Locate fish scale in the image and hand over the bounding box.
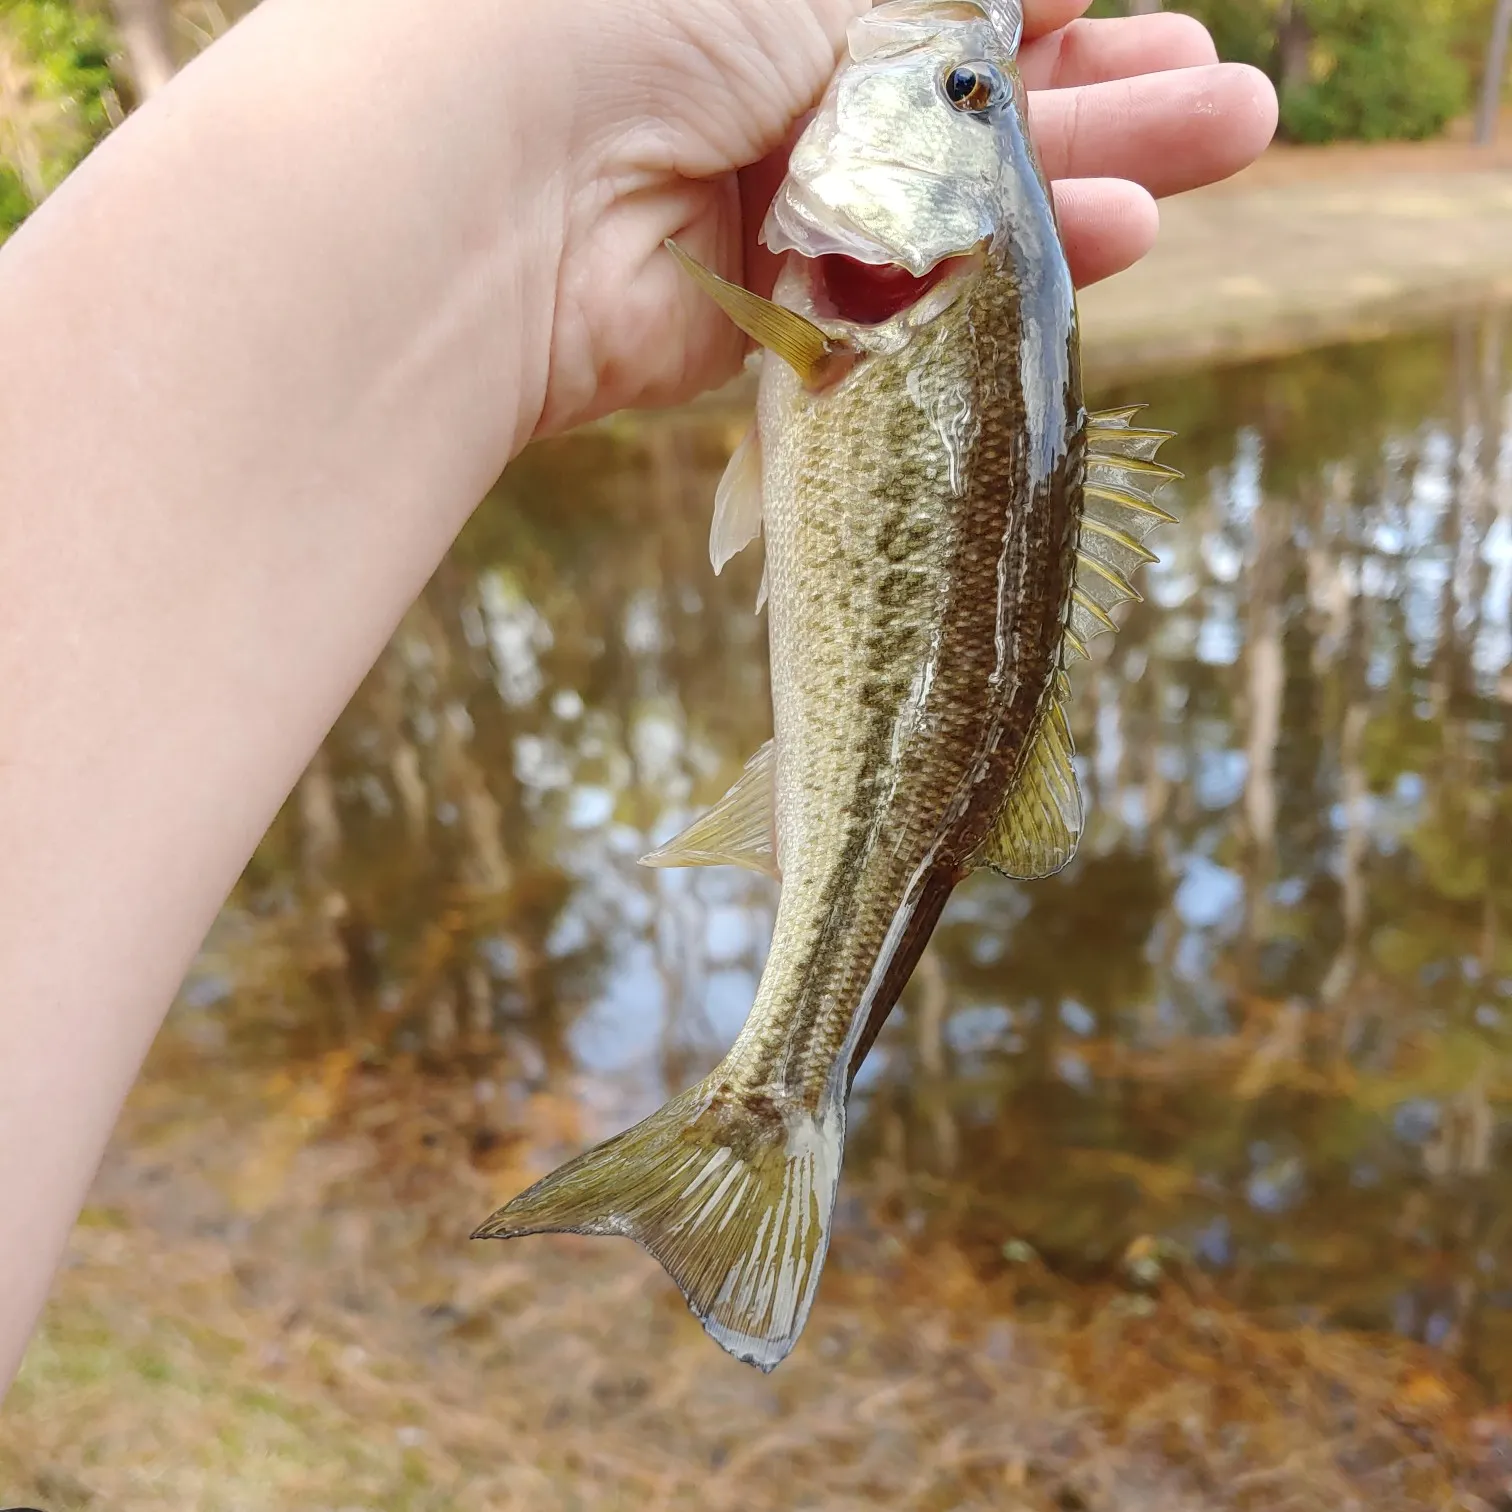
[474,0,1180,1374]
[742,265,1067,1100]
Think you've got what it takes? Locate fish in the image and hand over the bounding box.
[473,0,1178,1371]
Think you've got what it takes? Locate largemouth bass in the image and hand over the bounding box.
[475,0,1178,1371]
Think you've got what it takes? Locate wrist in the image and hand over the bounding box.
[142,0,574,472]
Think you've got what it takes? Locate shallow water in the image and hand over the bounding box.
[18,308,1512,1510]
[191,308,1512,1384]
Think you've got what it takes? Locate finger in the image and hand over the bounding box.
[1055,178,1158,289]
[740,150,791,301]
[738,110,819,301]
[1022,0,1094,45]
[1030,62,1278,199]
[1020,13,1218,92]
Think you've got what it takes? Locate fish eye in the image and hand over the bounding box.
[942,61,1004,114]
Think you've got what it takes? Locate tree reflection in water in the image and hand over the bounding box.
[176,307,1512,1402]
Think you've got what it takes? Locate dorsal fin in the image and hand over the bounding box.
[976,405,1179,880]
[1064,406,1181,664]
[972,699,1083,879]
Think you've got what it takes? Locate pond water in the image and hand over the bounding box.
[16,308,1512,1511]
[210,308,1512,1373]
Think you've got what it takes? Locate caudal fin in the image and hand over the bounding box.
[472,1079,845,1372]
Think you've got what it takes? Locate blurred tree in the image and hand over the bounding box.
[0,0,121,238]
[1476,0,1512,141]
[1274,0,1311,102]
[1277,0,1468,142]
[108,0,172,100]
[1101,0,1478,142]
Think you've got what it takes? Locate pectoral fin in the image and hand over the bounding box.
[973,702,1083,880]
[666,240,843,386]
[639,740,778,877]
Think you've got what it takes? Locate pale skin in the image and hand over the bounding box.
[0,0,1276,1393]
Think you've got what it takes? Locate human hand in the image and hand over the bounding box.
[528,0,1278,438]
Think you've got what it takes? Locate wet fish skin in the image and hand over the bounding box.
[474,0,1177,1372]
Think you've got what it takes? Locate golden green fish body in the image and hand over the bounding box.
[476,0,1177,1376]
[737,251,1082,1101]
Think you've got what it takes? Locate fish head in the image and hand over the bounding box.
[763,0,1044,333]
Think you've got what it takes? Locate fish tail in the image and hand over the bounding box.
[472,1073,845,1372]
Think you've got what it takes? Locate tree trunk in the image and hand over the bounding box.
[1477,0,1512,146]
[1276,0,1312,102]
[110,0,175,102]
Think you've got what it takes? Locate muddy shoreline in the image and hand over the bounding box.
[1080,160,1512,385]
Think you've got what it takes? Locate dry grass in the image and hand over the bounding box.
[3,1050,1506,1512]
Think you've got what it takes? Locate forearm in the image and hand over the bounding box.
[0,0,559,1390]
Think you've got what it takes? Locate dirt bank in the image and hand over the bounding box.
[1082,136,1512,383]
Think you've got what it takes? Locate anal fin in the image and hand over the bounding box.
[639,741,778,877]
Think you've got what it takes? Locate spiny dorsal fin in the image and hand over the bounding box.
[639,741,778,877]
[1064,406,1181,664]
[711,423,764,574]
[972,699,1083,879]
[473,1074,844,1373]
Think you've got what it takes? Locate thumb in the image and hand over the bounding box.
[737,109,818,298]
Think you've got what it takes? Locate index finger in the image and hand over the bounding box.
[1022,0,1094,44]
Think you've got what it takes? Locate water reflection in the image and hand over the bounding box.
[186,307,1512,1392]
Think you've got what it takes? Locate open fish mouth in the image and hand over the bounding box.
[803,251,977,326]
